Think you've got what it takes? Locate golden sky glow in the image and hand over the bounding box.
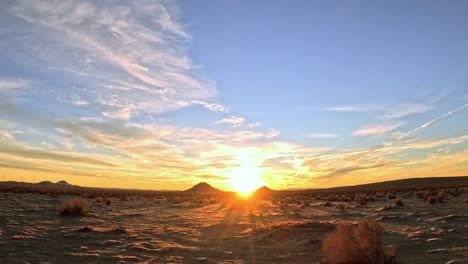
[0,1,467,190]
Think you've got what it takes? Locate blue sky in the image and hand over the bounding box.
[0,0,467,190]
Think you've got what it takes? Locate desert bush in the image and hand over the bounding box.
[104,197,112,206]
[356,196,367,207]
[375,192,385,199]
[394,199,404,207]
[341,195,353,203]
[60,198,89,216]
[48,191,60,198]
[427,196,437,206]
[322,220,385,264]
[416,190,428,199]
[402,192,412,199]
[337,203,346,212]
[449,189,460,197]
[95,196,103,203]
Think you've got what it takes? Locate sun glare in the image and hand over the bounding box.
[228,165,264,196]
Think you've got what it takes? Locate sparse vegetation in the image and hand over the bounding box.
[394,199,404,206]
[356,196,367,207]
[104,197,112,206]
[337,203,346,211]
[59,198,89,216]
[1,177,467,263]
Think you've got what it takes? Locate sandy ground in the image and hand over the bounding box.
[0,192,467,263]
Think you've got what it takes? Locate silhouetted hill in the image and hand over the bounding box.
[38,181,53,185]
[292,176,468,194]
[3,180,75,188]
[56,180,70,185]
[253,186,275,198]
[255,186,274,194]
[184,182,222,194]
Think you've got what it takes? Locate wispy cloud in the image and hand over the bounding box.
[0,130,14,140]
[328,101,434,138]
[327,102,432,119]
[215,116,245,127]
[191,100,230,113]
[353,121,404,136]
[0,78,27,91]
[383,103,432,119]
[4,0,216,117]
[0,141,116,167]
[306,133,337,138]
[326,105,370,112]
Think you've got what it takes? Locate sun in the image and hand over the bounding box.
[227,165,264,196]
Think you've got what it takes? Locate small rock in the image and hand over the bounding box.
[445,260,463,264]
[428,248,449,253]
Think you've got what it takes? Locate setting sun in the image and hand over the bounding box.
[228,165,264,196]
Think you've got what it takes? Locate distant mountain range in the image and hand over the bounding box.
[3,180,76,188]
[1,176,467,193]
[288,176,468,194]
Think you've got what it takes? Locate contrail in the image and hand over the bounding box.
[344,103,468,161]
[396,103,468,140]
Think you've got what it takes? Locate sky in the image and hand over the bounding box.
[0,0,467,191]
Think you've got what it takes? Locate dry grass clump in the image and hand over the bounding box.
[394,199,404,207]
[436,191,445,203]
[427,196,437,205]
[59,198,89,216]
[416,190,429,199]
[104,197,112,206]
[95,196,103,203]
[322,220,387,264]
[375,192,385,199]
[337,203,346,211]
[356,196,367,207]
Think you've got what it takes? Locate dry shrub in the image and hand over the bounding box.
[322,220,384,264]
[356,196,367,207]
[416,190,428,199]
[104,197,112,206]
[60,198,89,216]
[394,199,404,207]
[436,192,445,203]
[375,192,385,199]
[427,196,437,205]
[337,203,346,211]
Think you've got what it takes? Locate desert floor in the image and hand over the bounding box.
[0,192,467,263]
